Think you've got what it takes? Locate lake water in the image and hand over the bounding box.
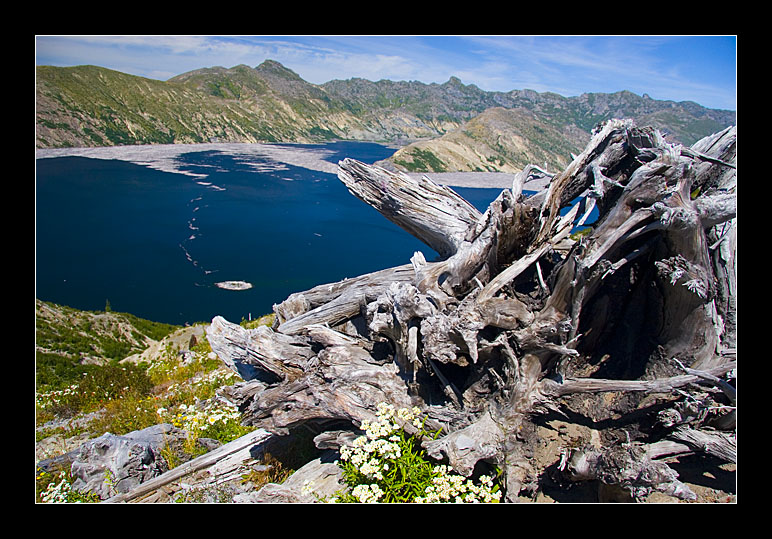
[36,142,503,325]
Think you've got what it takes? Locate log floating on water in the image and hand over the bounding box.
[214,280,253,291]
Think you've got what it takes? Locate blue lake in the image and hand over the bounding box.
[36,142,504,325]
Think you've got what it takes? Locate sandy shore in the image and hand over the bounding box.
[406,171,550,192]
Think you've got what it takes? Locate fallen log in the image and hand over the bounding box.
[208,119,736,502]
[103,428,274,503]
[559,441,699,501]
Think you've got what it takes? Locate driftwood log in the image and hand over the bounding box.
[207,119,737,502]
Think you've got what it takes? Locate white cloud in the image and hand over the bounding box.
[35,35,736,110]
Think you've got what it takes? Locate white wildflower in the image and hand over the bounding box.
[351,484,384,503]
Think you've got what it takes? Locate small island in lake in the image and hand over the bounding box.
[214,280,253,291]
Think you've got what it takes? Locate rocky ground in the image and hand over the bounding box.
[525,419,736,503]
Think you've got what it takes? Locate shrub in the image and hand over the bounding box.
[330,402,501,503]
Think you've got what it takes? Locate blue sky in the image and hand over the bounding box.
[35,35,737,111]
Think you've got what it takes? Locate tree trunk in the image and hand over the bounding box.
[207,119,737,502]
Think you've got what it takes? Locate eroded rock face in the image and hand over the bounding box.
[70,423,186,499]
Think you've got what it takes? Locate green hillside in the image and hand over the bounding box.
[36,61,736,171]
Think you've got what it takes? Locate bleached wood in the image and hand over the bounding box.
[202,120,737,502]
[103,428,274,503]
[668,426,736,463]
[338,158,482,258]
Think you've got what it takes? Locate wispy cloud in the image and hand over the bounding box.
[35,35,736,110]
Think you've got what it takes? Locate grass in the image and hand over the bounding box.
[35,332,240,437]
[35,362,155,422]
[393,148,448,173]
[34,313,271,502]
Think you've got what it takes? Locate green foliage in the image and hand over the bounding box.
[308,126,338,140]
[157,398,252,461]
[198,414,254,445]
[569,227,593,241]
[328,403,501,503]
[394,148,447,173]
[240,313,276,329]
[112,311,180,341]
[36,362,154,422]
[35,351,92,391]
[35,300,180,391]
[89,392,160,435]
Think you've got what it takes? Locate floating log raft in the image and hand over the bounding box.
[207,119,737,502]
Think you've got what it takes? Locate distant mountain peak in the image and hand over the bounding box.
[255,59,303,80]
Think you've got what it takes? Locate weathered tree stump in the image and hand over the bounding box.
[207,119,737,502]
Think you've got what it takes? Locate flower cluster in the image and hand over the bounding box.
[415,465,501,503]
[193,368,240,388]
[339,403,424,482]
[332,402,501,503]
[37,470,100,504]
[350,483,385,503]
[162,367,239,400]
[36,384,79,409]
[39,471,75,503]
[157,400,241,435]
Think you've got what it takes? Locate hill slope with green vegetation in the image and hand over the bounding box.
[35,299,179,389]
[35,301,279,502]
[36,61,735,173]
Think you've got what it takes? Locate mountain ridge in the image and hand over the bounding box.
[36,60,736,172]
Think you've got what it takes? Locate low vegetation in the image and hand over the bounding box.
[393,147,448,173]
[35,302,271,502]
[35,300,179,391]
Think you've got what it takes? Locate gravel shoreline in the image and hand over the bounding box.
[407,171,550,192]
[407,171,511,189]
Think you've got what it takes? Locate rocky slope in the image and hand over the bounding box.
[384,107,590,174]
[35,63,352,147]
